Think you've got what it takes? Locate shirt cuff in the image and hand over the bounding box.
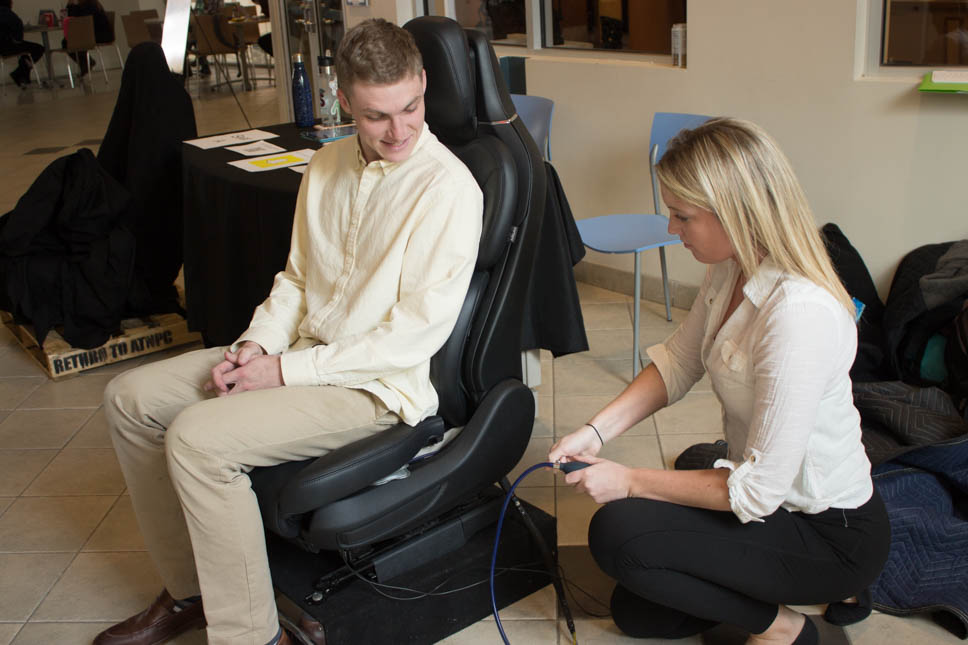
[279,348,319,387]
[233,326,290,356]
[722,451,764,524]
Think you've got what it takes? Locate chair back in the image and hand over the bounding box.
[649,112,711,212]
[129,9,159,21]
[66,15,97,53]
[406,16,546,427]
[121,14,152,49]
[510,93,554,161]
[192,13,238,56]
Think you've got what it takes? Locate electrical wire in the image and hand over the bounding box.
[491,462,556,645]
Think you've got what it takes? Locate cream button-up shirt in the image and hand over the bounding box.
[236,124,483,426]
[647,259,873,523]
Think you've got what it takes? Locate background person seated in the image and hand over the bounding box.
[62,0,111,76]
[0,0,44,88]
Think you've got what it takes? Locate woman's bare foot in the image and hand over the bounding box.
[746,605,806,645]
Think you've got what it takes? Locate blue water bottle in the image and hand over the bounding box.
[291,53,314,128]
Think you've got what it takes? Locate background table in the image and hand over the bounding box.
[182,123,319,346]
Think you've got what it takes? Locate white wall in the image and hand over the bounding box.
[493,0,965,301]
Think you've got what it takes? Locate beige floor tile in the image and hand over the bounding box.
[0,411,7,425]
[0,552,74,622]
[658,433,726,470]
[483,586,557,621]
[634,299,690,325]
[554,360,633,397]
[532,396,553,438]
[0,348,46,378]
[599,434,664,470]
[0,624,20,645]
[0,409,97,450]
[439,617,558,643]
[555,329,644,363]
[65,407,113,449]
[581,303,633,332]
[0,495,114,553]
[508,437,555,487]
[653,392,722,435]
[568,617,701,644]
[555,486,602,546]
[32,551,164,621]
[0,497,12,516]
[0,378,45,411]
[577,283,630,304]
[555,395,656,438]
[514,485,554,517]
[18,374,115,410]
[83,496,147,552]
[10,622,114,645]
[535,359,553,397]
[0,450,57,496]
[23,448,125,496]
[846,611,962,645]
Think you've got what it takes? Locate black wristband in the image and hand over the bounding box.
[585,422,604,445]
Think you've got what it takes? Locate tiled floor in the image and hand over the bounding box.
[0,69,962,645]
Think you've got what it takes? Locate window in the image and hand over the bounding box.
[881,1,968,66]
[445,0,687,54]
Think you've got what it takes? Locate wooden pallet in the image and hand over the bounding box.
[1,311,202,380]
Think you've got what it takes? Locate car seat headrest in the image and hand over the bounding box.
[404,16,478,146]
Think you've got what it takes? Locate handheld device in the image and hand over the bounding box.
[556,460,592,473]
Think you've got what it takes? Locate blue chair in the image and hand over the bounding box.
[576,112,711,378]
[510,93,554,161]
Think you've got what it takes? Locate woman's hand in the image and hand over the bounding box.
[549,424,603,464]
[562,456,634,504]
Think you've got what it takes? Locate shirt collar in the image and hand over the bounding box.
[741,257,784,308]
[354,122,431,175]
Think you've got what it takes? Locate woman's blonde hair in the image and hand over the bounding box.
[655,117,853,313]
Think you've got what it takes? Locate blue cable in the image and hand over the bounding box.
[490,461,555,645]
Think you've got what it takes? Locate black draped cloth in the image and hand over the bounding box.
[98,42,197,315]
[519,162,588,357]
[0,149,136,348]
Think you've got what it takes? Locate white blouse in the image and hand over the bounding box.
[646,259,873,523]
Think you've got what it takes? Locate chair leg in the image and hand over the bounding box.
[633,252,641,379]
[659,246,672,322]
[65,55,75,89]
[97,49,109,85]
[114,44,124,71]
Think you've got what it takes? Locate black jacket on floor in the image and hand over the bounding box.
[0,148,139,348]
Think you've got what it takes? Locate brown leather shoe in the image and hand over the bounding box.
[277,614,325,645]
[93,589,205,645]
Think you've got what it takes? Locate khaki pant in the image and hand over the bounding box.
[104,346,397,645]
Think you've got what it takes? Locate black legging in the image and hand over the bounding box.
[588,491,890,638]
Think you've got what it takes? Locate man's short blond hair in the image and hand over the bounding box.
[336,19,423,99]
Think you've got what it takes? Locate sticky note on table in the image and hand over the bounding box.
[228,149,316,172]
